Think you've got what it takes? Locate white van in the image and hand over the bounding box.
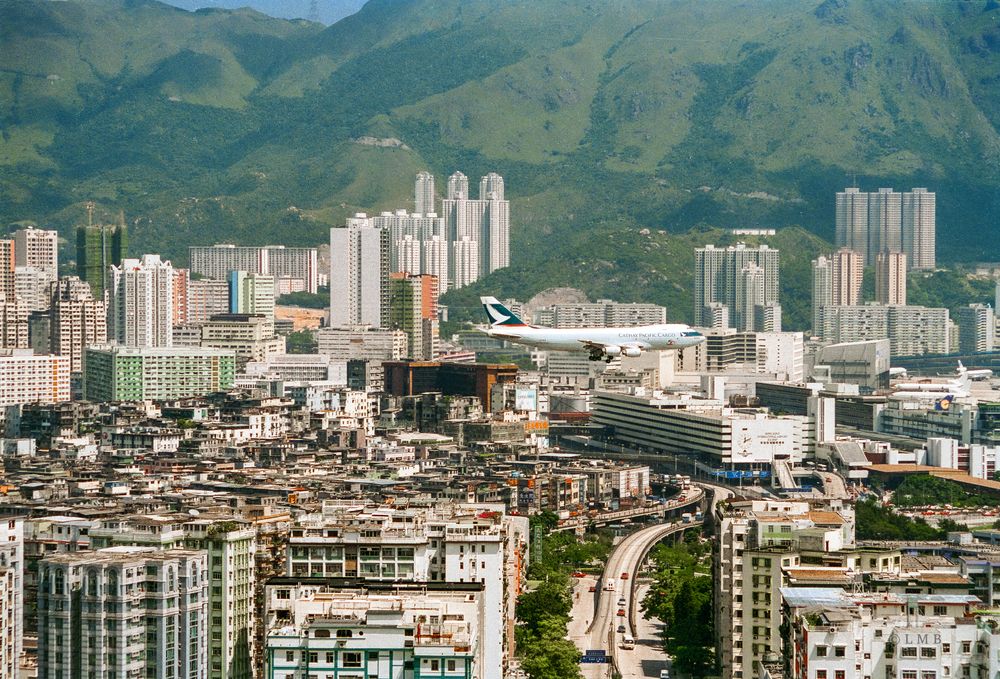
[604,578,616,591]
[621,635,635,650]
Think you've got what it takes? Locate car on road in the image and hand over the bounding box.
[588,585,597,592]
[571,571,586,578]
[617,608,626,616]
[621,572,629,580]
[617,624,626,633]
[660,671,671,679]
[617,597,626,606]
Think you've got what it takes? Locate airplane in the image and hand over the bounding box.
[888,367,908,378]
[957,360,993,381]
[894,372,970,394]
[891,372,970,399]
[480,297,705,362]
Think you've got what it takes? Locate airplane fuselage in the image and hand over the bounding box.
[486,323,702,352]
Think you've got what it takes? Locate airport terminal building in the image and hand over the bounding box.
[591,390,806,470]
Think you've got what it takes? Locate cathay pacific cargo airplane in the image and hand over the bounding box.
[480,296,705,362]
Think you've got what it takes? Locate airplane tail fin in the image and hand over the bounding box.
[480,297,527,327]
[958,360,966,372]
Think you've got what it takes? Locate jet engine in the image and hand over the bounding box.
[622,346,642,358]
[603,345,622,357]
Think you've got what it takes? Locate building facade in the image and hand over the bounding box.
[89,517,258,679]
[47,276,107,374]
[37,548,208,679]
[187,278,231,324]
[330,218,391,328]
[957,304,996,354]
[13,226,58,279]
[83,345,236,401]
[76,219,128,297]
[835,187,935,268]
[189,245,319,294]
[875,251,907,306]
[0,350,70,408]
[317,326,408,362]
[821,305,950,356]
[109,254,174,348]
[695,243,780,331]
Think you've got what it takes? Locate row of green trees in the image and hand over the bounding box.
[855,499,970,540]
[890,475,1000,509]
[514,512,610,679]
[516,580,584,679]
[640,531,716,677]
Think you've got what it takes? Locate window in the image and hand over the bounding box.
[817,647,828,657]
[336,630,353,638]
[921,648,937,659]
[816,671,827,679]
[962,642,971,654]
[342,653,362,668]
[901,647,918,658]
[835,671,845,679]
[308,653,318,663]
[447,659,457,672]
[834,646,845,658]
[922,673,936,679]
[943,644,951,654]
[430,660,440,672]
[285,651,294,662]
[934,605,947,616]
[902,672,918,679]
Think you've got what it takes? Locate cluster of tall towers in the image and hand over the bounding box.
[330,170,511,332]
[812,187,936,335]
[693,243,781,332]
[835,187,935,268]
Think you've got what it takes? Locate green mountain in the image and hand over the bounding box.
[3,0,1000,329]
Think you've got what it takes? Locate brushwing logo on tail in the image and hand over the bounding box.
[485,304,512,326]
[481,297,526,327]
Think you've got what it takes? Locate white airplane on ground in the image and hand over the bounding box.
[891,372,971,400]
[889,367,908,378]
[480,296,705,362]
[958,360,993,381]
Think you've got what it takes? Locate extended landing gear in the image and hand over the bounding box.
[588,349,605,362]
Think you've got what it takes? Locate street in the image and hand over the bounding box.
[567,519,702,678]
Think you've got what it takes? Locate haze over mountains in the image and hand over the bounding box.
[2,0,1000,326]
[158,0,364,25]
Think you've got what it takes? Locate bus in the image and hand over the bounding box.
[621,635,635,650]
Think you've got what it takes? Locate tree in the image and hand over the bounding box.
[641,537,716,677]
[519,636,583,679]
[530,510,560,533]
[286,330,316,354]
[855,499,944,540]
[516,581,571,633]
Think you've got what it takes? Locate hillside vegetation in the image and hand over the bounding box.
[3,0,1000,328]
